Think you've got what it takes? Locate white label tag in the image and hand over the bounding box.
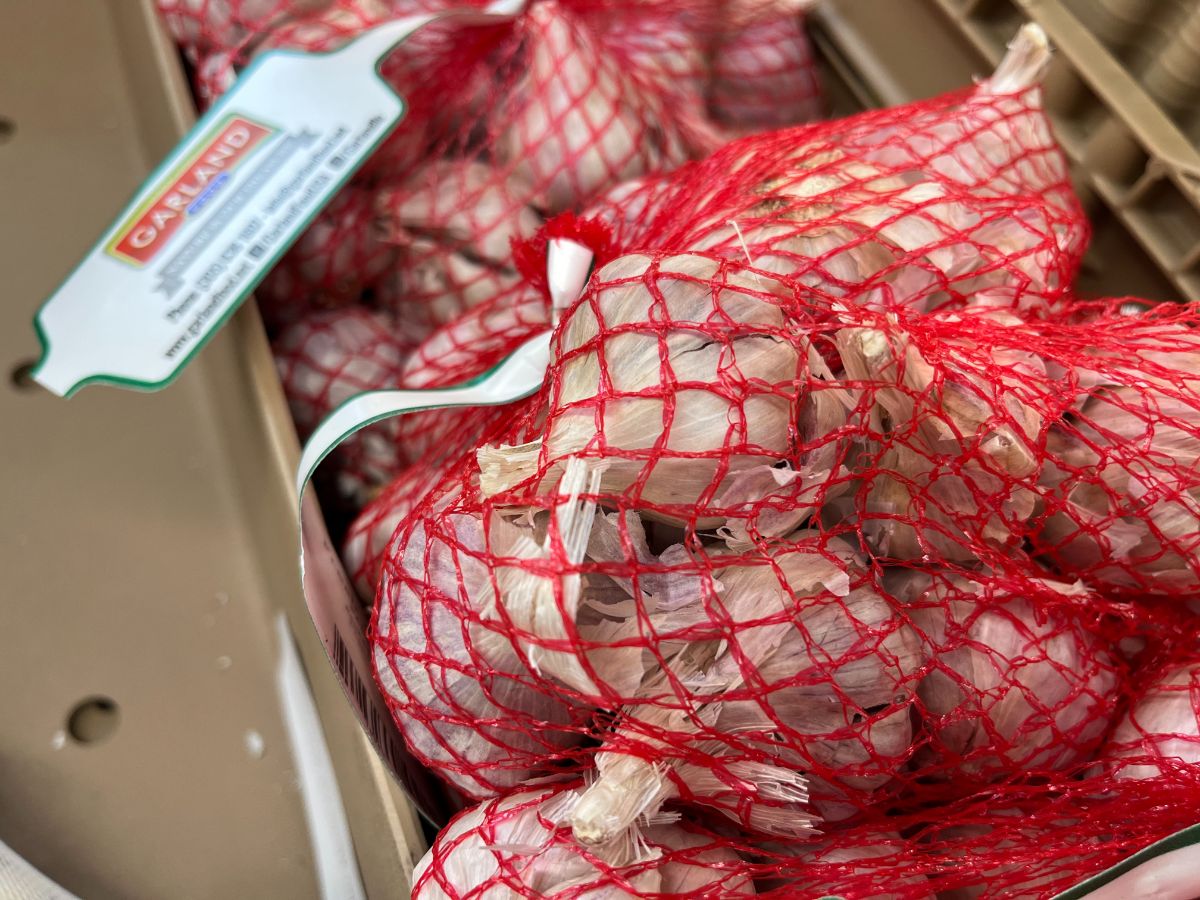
[31,6,523,397]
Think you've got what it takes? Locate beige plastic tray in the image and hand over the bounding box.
[0,2,424,897]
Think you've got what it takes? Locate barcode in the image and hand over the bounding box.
[331,626,408,779]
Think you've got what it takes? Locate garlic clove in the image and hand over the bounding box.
[478,253,803,526]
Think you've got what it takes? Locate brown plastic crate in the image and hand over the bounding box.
[0,2,425,897]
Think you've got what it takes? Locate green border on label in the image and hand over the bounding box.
[1051,822,1200,899]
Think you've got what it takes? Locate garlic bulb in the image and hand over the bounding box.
[157,0,332,52]
[380,160,542,267]
[373,471,585,799]
[580,173,676,247]
[273,308,408,504]
[497,1,694,213]
[829,309,1046,562]
[686,150,931,306]
[487,458,649,701]
[257,186,396,327]
[478,253,802,525]
[192,48,241,106]
[708,0,823,132]
[898,571,1120,779]
[865,24,1072,216]
[597,2,722,157]
[363,290,550,472]
[1102,662,1200,780]
[376,160,542,332]
[1036,325,1200,595]
[718,344,857,550]
[399,286,548,390]
[252,0,386,52]
[568,531,921,846]
[342,459,440,602]
[684,24,1079,315]
[412,786,754,898]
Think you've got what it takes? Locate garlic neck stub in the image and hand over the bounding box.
[478,252,806,526]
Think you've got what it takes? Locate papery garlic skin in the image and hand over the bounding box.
[708,1,822,132]
[901,573,1120,779]
[1037,366,1200,596]
[412,786,754,899]
[373,477,583,799]
[830,310,1046,563]
[257,187,397,327]
[569,532,920,845]
[342,460,440,602]
[157,0,332,52]
[377,290,549,471]
[1102,663,1200,780]
[399,287,548,390]
[479,253,802,524]
[683,25,1079,316]
[376,160,543,333]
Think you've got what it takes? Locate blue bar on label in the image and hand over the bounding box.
[187,172,229,216]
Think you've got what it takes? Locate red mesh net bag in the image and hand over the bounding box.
[707,0,824,133]
[158,0,826,338]
[576,25,1087,319]
[276,284,548,509]
[378,272,1200,895]
[368,27,1200,886]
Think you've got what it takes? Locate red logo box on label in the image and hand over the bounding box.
[108,116,274,267]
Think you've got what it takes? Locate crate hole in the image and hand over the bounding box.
[66,697,120,745]
[10,359,38,391]
[0,117,14,145]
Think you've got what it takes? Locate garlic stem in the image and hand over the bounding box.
[572,755,674,846]
[984,23,1051,95]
